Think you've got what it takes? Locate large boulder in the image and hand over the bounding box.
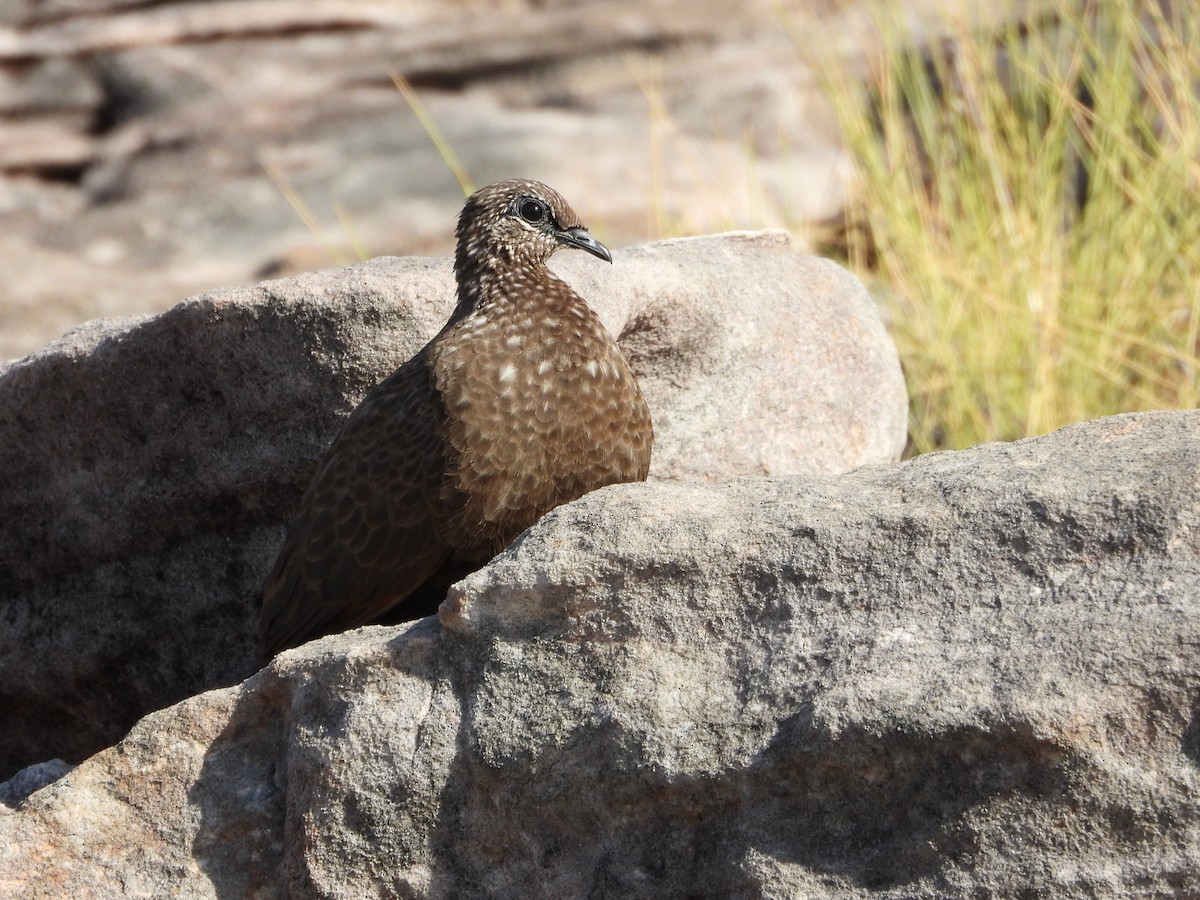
[0,230,905,780]
[2,410,1197,897]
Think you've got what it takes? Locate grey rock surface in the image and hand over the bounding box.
[0,759,73,813]
[0,0,862,360]
[1,410,1196,897]
[0,231,904,781]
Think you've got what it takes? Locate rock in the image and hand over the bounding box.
[1,410,1197,897]
[0,0,863,359]
[0,759,73,813]
[558,231,908,478]
[0,115,95,171]
[0,231,904,781]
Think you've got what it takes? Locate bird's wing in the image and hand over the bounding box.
[259,355,451,655]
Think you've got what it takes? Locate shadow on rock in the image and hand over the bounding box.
[424,694,1075,897]
[187,666,291,899]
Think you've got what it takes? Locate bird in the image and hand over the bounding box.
[259,179,653,655]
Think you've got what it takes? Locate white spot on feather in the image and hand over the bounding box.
[498,363,517,383]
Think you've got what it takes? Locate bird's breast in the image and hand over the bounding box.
[436,309,640,436]
[429,300,652,543]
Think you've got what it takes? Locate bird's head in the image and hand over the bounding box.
[455,179,612,278]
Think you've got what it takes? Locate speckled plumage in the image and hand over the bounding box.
[260,180,653,655]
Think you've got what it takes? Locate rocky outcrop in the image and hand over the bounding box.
[2,410,1197,897]
[0,231,905,781]
[0,0,862,359]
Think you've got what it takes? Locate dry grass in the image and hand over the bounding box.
[815,0,1200,453]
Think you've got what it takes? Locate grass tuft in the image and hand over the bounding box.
[815,0,1200,453]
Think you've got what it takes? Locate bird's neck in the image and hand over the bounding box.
[450,252,558,322]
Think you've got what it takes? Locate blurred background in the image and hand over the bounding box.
[2,0,1196,453]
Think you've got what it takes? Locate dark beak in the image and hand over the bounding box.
[558,227,612,263]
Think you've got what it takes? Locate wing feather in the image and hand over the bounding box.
[260,353,452,655]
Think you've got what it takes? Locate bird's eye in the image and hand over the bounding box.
[518,198,546,224]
